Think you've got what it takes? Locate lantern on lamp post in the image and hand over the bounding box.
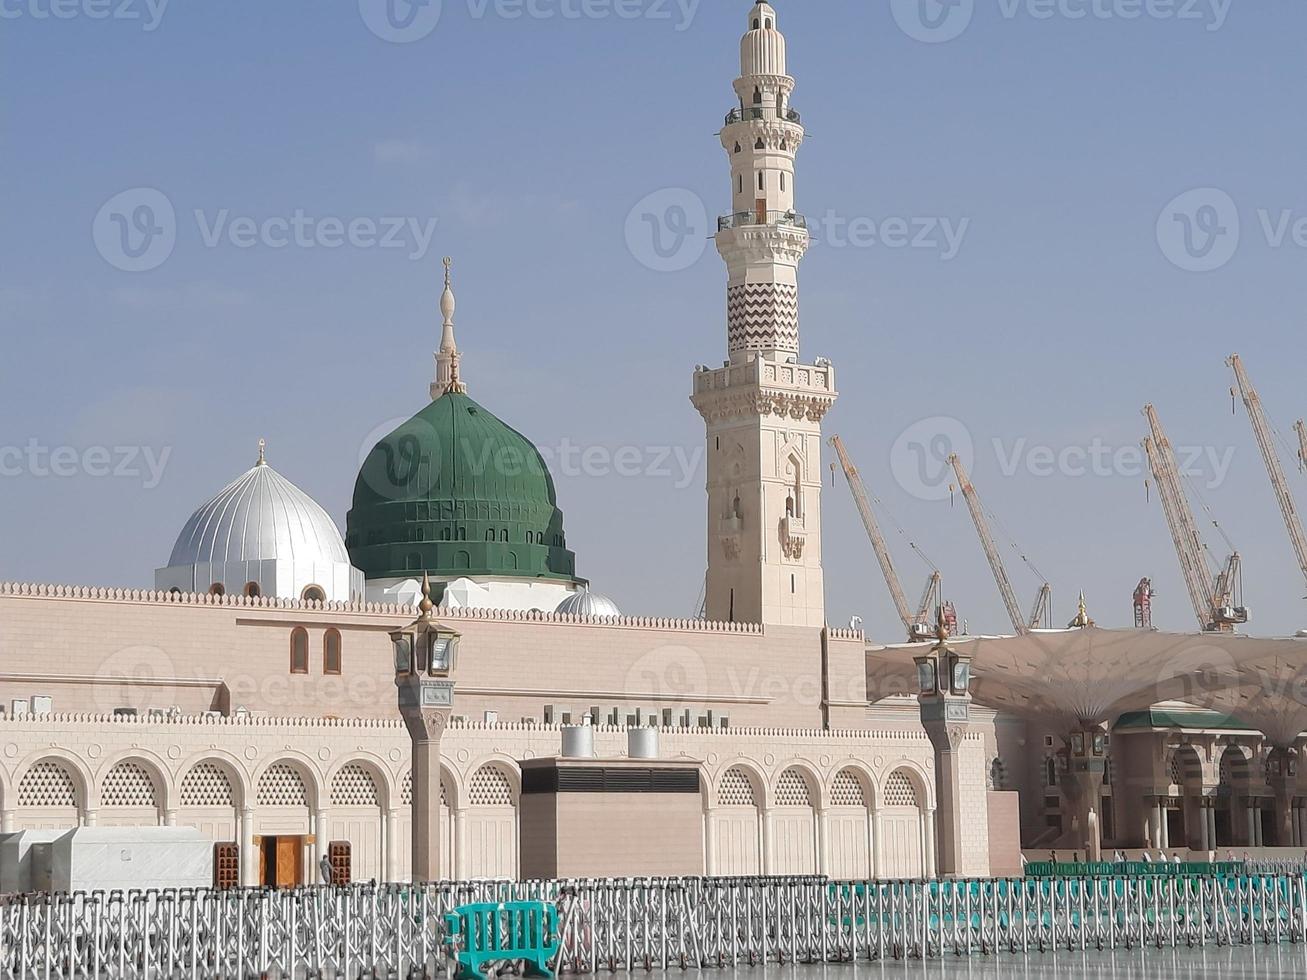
[392,573,459,882]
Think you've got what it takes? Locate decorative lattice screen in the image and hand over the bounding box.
[884,771,919,807]
[774,768,812,807]
[718,767,757,807]
[181,762,235,807]
[330,763,380,807]
[468,766,514,806]
[257,763,308,807]
[1168,755,1185,786]
[830,769,866,807]
[101,762,158,808]
[18,761,78,808]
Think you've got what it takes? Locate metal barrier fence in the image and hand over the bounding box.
[2,874,1306,979]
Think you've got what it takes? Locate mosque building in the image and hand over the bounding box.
[0,4,1292,889]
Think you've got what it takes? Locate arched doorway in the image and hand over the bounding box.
[770,767,818,875]
[1217,746,1252,847]
[98,760,164,827]
[879,770,926,878]
[712,766,762,876]
[328,761,386,882]
[178,760,242,851]
[16,759,83,830]
[826,768,873,879]
[464,764,518,879]
[255,760,316,887]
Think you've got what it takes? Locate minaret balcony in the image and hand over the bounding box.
[726,106,801,125]
[718,210,807,232]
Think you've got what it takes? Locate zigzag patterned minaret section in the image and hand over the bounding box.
[692,3,837,630]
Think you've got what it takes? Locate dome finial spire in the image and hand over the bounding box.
[432,256,467,398]
[257,438,267,467]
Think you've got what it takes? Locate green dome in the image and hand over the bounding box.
[346,392,577,584]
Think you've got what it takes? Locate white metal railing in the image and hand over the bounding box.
[2,873,1306,978]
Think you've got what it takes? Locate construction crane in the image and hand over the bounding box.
[947,453,1046,636]
[1297,419,1307,473]
[1142,404,1249,632]
[1133,577,1155,629]
[829,435,941,642]
[1228,354,1307,593]
[1028,583,1053,631]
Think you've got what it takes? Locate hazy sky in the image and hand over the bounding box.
[3,0,1307,640]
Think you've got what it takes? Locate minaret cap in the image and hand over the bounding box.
[432,256,467,398]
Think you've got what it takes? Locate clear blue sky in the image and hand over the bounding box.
[3,0,1307,639]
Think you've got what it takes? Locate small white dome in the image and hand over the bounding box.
[556,587,622,618]
[167,456,349,567]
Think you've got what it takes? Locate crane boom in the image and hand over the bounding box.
[1028,583,1052,630]
[1297,420,1307,474]
[948,453,1028,635]
[829,435,916,637]
[1143,404,1247,632]
[1228,354,1307,588]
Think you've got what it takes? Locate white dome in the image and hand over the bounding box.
[156,446,364,603]
[556,587,622,618]
[167,457,349,567]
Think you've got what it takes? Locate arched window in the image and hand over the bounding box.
[455,551,471,570]
[302,585,326,603]
[290,628,309,674]
[737,174,743,195]
[486,529,496,542]
[758,171,765,191]
[780,172,786,192]
[733,142,741,154]
[243,582,261,598]
[406,553,422,571]
[754,137,765,150]
[208,583,226,596]
[323,629,342,675]
[752,17,759,29]
[752,87,762,104]
[500,529,509,542]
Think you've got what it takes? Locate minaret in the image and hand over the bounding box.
[431,256,466,399]
[691,2,837,628]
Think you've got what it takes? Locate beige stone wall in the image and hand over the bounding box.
[0,587,865,731]
[0,712,991,882]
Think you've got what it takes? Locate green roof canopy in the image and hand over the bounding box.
[346,392,577,584]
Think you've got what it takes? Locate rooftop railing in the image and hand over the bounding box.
[717,210,807,232]
[725,106,802,126]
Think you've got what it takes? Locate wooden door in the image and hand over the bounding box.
[756,199,767,224]
[275,836,302,887]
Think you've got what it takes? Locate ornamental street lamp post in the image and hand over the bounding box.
[391,573,460,882]
[914,615,973,878]
[1064,724,1108,862]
